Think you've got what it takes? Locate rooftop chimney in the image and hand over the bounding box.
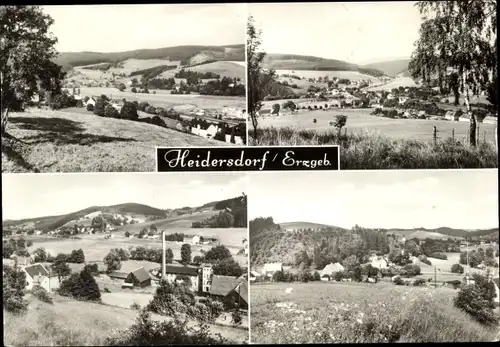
[162,230,166,279]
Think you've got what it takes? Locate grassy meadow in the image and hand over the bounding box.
[250,126,497,169]
[3,293,248,346]
[1,108,228,173]
[250,281,498,344]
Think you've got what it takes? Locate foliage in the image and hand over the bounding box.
[31,285,53,304]
[454,272,499,326]
[204,245,232,262]
[231,309,243,325]
[180,244,192,264]
[212,258,244,277]
[50,255,71,282]
[409,0,497,146]
[105,309,228,345]
[1,6,64,133]
[451,264,465,274]
[58,267,101,302]
[103,251,121,273]
[3,264,28,313]
[93,98,107,117]
[120,101,139,120]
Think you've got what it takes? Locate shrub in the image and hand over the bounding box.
[451,264,464,274]
[454,273,498,326]
[93,98,106,116]
[58,268,101,301]
[86,103,94,111]
[104,287,111,293]
[313,271,321,281]
[283,100,297,110]
[231,309,243,325]
[104,105,120,118]
[430,252,448,260]
[137,102,150,112]
[392,275,404,285]
[130,302,141,310]
[401,264,421,277]
[31,285,53,304]
[131,87,137,93]
[145,105,157,115]
[120,101,139,120]
[413,278,427,287]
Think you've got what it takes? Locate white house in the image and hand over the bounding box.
[320,262,345,280]
[192,235,201,244]
[23,263,60,292]
[444,110,461,121]
[206,124,219,138]
[262,262,283,278]
[86,97,96,107]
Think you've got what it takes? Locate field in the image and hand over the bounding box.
[26,228,247,267]
[365,77,418,91]
[256,108,497,143]
[159,61,246,82]
[79,87,246,111]
[276,69,381,83]
[3,293,248,346]
[250,281,498,343]
[1,108,228,173]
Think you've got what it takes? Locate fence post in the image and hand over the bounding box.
[452,128,455,143]
[483,130,486,144]
[433,126,437,145]
[344,128,347,137]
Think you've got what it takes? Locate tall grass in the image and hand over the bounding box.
[250,127,498,169]
[250,282,498,344]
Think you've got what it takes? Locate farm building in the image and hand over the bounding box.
[249,270,260,282]
[124,267,151,288]
[320,262,345,280]
[23,263,60,292]
[183,235,204,245]
[262,262,283,277]
[162,265,200,292]
[444,110,461,121]
[209,275,248,310]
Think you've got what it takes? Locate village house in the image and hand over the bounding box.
[123,267,151,288]
[162,265,200,292]
[320,262,345,281]
[444,110,461,121]
[249,270,260,282]
[23,263,60,292]
[208,275,248,311]
[262,262,283,278]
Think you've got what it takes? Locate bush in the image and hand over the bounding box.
[392,275,404,285]
[451,264,464,274]
[283,100,297,110]
[137,102,150,112]
[93,98,107,116]
[58,268,101,301]
[145,105,157,115]
[104,105,120,118]
[131,87,137,93]
[31,285,53,304]
[313,271,321,281]
[454,273,498,326]
[413,278,427,286]
[401,264,421,277]
[104,287,111,293]
[86,103,94,111]
[120,101,139,120]
[430,252,448,260]
[130,302,141,310]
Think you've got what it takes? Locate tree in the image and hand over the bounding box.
[125,231,131,238]
[408,1,497,146]
[3,264,28,312]
[70,249,85,263]
[50,255,71,283]
[204,245,232,261]
[247,15,276,144]
[333,115,347,138]
[1,6,62,134]
[231,309,243,325]
[104,251,121,273]
[3,243,15,259]
[117,83,126,91]
[164,248,174,264]
[59,267,101,302]
[180,244,191,264]
[212,258,243,277]
[32,247,47,262]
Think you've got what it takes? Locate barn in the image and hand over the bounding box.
[124,267,151,288]
[209,275,248,310]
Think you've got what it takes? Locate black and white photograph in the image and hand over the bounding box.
[2,173,249,345]
[249,169,499,343]
[1,4,247,173]
[247,1,498,169]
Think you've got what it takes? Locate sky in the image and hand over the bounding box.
[249,1,422,64]
[2,173,247,220]
[41,4,245,52]
[248,170,498,230]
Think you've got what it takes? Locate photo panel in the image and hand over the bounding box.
[2,172,249,345]
[246,1,498,169]
[2,4,247,174]
[248,169,499,343]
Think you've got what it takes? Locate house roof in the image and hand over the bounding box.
[209,275,239,297]
[164,265,199,277]
[109,271,129,279]
[24,263,50,279]
[231,280,249,305]
[129,267,150,283]
[263,263,283,272]
[321,262,345,276]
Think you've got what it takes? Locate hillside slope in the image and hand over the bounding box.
[55,44,245,70]
[1,108,228,174]
[363,58,411,77]
[264,53,384,77]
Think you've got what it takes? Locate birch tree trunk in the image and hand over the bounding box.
[463,74,476,147]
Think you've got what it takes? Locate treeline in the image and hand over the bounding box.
[192,211,237,228]
[199,77,245,97]
[129,64,177,79]
[459,247,499,268]
[195,245,244,277]
[29,247,85,264]
[192,196,246,228]
[2,238,33,258]
[174,68,220,80]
